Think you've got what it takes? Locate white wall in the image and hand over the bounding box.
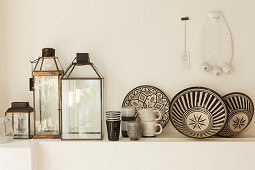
[1,0,255,136]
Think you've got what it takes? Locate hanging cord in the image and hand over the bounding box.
[185,21,187,52]
[181,16,190,52]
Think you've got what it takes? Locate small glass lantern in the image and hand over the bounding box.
[5,102,34,139]
[33,48,64,139]
[61,53,103,140]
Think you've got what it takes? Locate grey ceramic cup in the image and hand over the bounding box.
[121,106,136,117]
[127,121,142,141]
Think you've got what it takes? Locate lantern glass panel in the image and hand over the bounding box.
[65,65,98,78]
[34,58,43,71]
[34,76,59,136]
[6,112,34,138]
[62,79,101,139]
[35,58,60,71]
[34,57,63,72]
[55,57,63,70]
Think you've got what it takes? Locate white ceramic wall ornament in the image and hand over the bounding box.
[198,12,233,76]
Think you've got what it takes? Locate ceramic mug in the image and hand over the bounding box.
[138,108,162,122]
[127,121,142,141]
[141,121,163,137]
[121,106,136,117]
[121,116,136,137]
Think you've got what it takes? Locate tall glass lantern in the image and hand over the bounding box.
[61,53,103,140]
[33,48,64,139]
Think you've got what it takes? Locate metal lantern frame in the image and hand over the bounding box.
[61,55,104,140]
[33,55,64,139]
[5,103,34,139]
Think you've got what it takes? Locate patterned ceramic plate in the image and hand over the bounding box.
[218,93,254,137]
[122,85,170,128]
[170,87,228,139]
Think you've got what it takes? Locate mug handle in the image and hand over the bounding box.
[155,124,163,135]
[153,110,162,121]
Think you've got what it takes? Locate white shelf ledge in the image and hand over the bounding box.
[1,135,255,170]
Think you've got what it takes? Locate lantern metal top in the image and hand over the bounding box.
[6,102,34,113]
[33,48,64,76]
[62,53,103,79]
[76,53,90,65]
[42,48,55,57]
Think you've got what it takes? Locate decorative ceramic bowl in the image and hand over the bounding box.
[170,87,228,139]
[218,92,254,137]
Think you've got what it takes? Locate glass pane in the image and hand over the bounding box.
[30,112,34,137]
[6,113,29,138]
[34,76,59,136]
[65,65,99,78]
[34,57,63,72]
[34,58,43,71]
[62,80,101,139]
[41,58,57,71]
[55,57,64,71]
[63,65,74,78]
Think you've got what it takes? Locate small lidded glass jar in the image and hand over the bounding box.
[0,116,13,144]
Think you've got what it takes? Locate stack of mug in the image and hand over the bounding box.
[138,108,163,137]
[106,111,121,141]
[121,106,136,137]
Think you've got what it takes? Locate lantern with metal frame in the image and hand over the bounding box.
[5,102,34,139]
[33,48,64,139]
[61,53,103,140]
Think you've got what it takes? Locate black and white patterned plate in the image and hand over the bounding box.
[218,92,254,137]
[170,87,228,139]
[122,85,170,128]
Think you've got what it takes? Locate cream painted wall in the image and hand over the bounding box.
[1,0,255,137]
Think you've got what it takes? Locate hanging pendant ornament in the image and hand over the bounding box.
[198,11,233,76]
[181,16,190,70]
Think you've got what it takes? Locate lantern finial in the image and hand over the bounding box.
[42,48,55,57]
[76,53,90,65]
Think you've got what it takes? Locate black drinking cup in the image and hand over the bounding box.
[106,120,121,141]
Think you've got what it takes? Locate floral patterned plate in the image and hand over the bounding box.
[170,87,228,139]
[218,92,254,137]
[122,85,170,128]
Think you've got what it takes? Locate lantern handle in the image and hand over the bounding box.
[29,59,38,76]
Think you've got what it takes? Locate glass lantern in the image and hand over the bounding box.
[5,102,34,139]
[61,53,103,140]
[33,48,64,139]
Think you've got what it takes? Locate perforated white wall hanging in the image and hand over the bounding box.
[198,12,233,76]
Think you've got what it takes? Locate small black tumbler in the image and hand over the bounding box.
[106,120,121,141]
